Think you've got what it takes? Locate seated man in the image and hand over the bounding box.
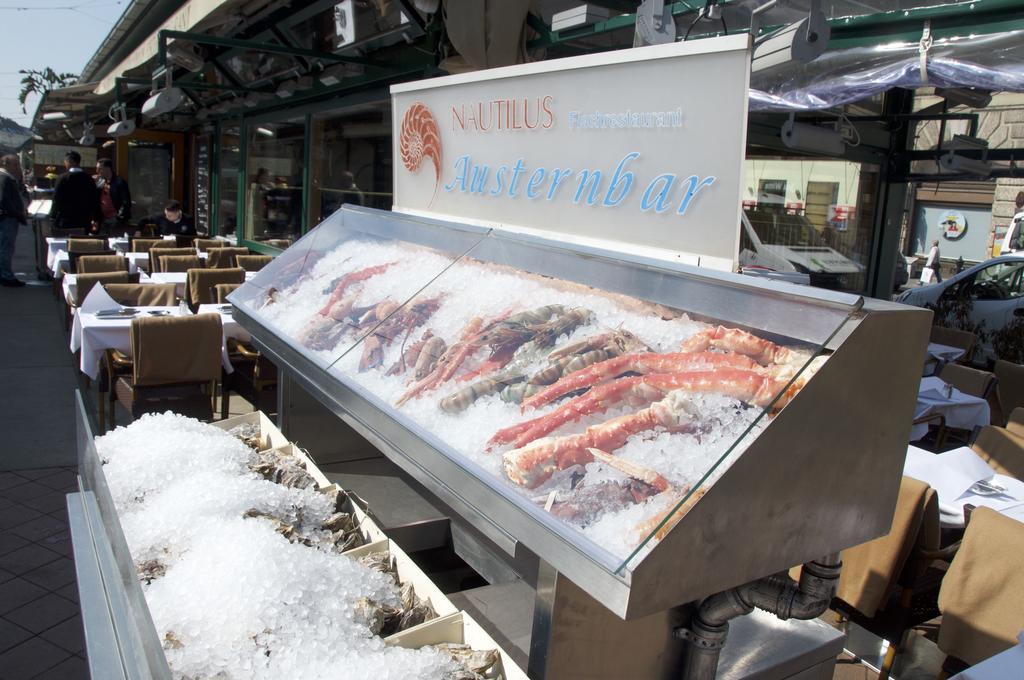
[139,200,197,237]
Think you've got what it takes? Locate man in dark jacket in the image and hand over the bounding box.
[94,158,131,235]
[140,200,196,237]
[0,154,28,287]
[49,150,100,233]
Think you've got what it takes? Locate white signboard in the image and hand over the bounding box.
[391,35,752,271]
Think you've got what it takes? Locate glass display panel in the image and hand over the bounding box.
[244,118,306,243]
[218,122,240,236]
[742,158,880,294]
[235,207,856,572]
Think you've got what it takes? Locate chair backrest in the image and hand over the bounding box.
[67,237,107,253]
[235,254,272,272]
[103,283,177,307]
[76,254,128,274]
[158,254,203,273]
[263,239,292,249]
[214,283,241,303]
[149,239,181,250]
[194,238,224,252]
[130,238,163,253]
[970,425,1024,479]
[130,313,223,386]
[1006,406,1024,438]
[187,267,245,307]
[74,271,138,306]
[938,507,1024,665]
[69,249,115,273]
[994,360,1024,426]
[150,249,200,273]
[939,362,997,400]
[835,476,939,618]
[929,326,977,359]
[207,247,250,269]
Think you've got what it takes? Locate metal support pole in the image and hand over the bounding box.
[528,560,558,680]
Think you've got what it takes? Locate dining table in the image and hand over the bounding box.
[903,444,1024,528]
[910,376,991,441]
[62,271,152,304]
[923,342,968,376]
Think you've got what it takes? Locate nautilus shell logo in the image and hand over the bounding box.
[399,102,442,204]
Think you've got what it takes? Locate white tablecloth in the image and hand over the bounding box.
[45,238,66,269]
[71,306,240,380]
[924,342,967,376]
[910,376,991,441]
[108,237,130,252]
[63,272,152,304]
[198,304,251,343]
[904,445,1024,528]
[150,269,254,296]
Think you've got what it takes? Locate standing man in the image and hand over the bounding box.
[49,150,100,234]
[95,158,131,235]
[0,154,28,287]
[923,239,942,285]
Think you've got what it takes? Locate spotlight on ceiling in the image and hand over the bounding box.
[939,134,993,177]
[780,114,845,156]
[107,104,136,137]
[167,43,206,72]
[78,121,95,146]
[42,112,71,121]
[751,0,830,73]
[142,70,185,118]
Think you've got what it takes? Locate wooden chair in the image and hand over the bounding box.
[937,507,1024,674]
[148,247,197,273]
[67,237,107,254]
[76,254,128,274]
[103,283,177,307]
[830,476,951,679]
[929,326,977,366]
[235,255,272,272]
[148,239,180,250]
[129,238,163,253]
[72,271,138,307]
[111,314,223,425]
[938,363,997,401]
[214,283,241,303]
[1005,407,1024,438]
[174,235,197,248]
[206,247,249,269]
[970,425,1024,480]
[222,338,278,418]
[194,238,224,252]
[993,360,1024,426]
[186,267,245,308]
[69,249,116,273]
[157,254,203,273]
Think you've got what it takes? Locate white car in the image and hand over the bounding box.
[896,254,1024,363]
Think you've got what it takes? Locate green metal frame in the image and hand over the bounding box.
[158,29,386,70]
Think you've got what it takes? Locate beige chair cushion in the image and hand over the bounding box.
[235,255,272,272]
[149,247,198,272]
[930,326,977,358]
[158,255,203,273]
[67,238,107,253]
[835,476,939,617]
[187,267,245,306]
[103,283,177,307]
[1006,407,1024,438]
[207,247,250,269]
[970,426,1024,480]
[149,240,182,249]
[76,254,128,274]
[994,360,1024,426]
[194,238,224,252]
[73,271,138,306]
[130,238,163,253]
[938,507,1024,665]
[131,313,223,386]
[939,363,996,400]
[214,283,241,303]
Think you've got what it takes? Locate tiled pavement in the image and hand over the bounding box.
[0,468,86,680]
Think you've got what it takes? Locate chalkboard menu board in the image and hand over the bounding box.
[195,135,211,233]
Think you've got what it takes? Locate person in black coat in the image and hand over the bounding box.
[49,150,100,232]
[94,158,131,235]
[139,200,196,237]
[0,154,28,286]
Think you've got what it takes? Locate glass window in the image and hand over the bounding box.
[308,101,393,226]
[971,261,1024,300]
[219,123,240,236]
[127,140,172,220]
[744,158,880,293]
[245,118,307,243]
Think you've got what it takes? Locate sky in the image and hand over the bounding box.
[0,0,126,129]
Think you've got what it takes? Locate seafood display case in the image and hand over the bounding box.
[229,205,930,620]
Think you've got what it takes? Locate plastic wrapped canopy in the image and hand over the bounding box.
[750,29,1024,111]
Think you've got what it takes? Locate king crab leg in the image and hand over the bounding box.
[521,351,763,411]
[316,262,394,317]
[502,391,702,488]
[679,325,794,366]
[491,369,792,449]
